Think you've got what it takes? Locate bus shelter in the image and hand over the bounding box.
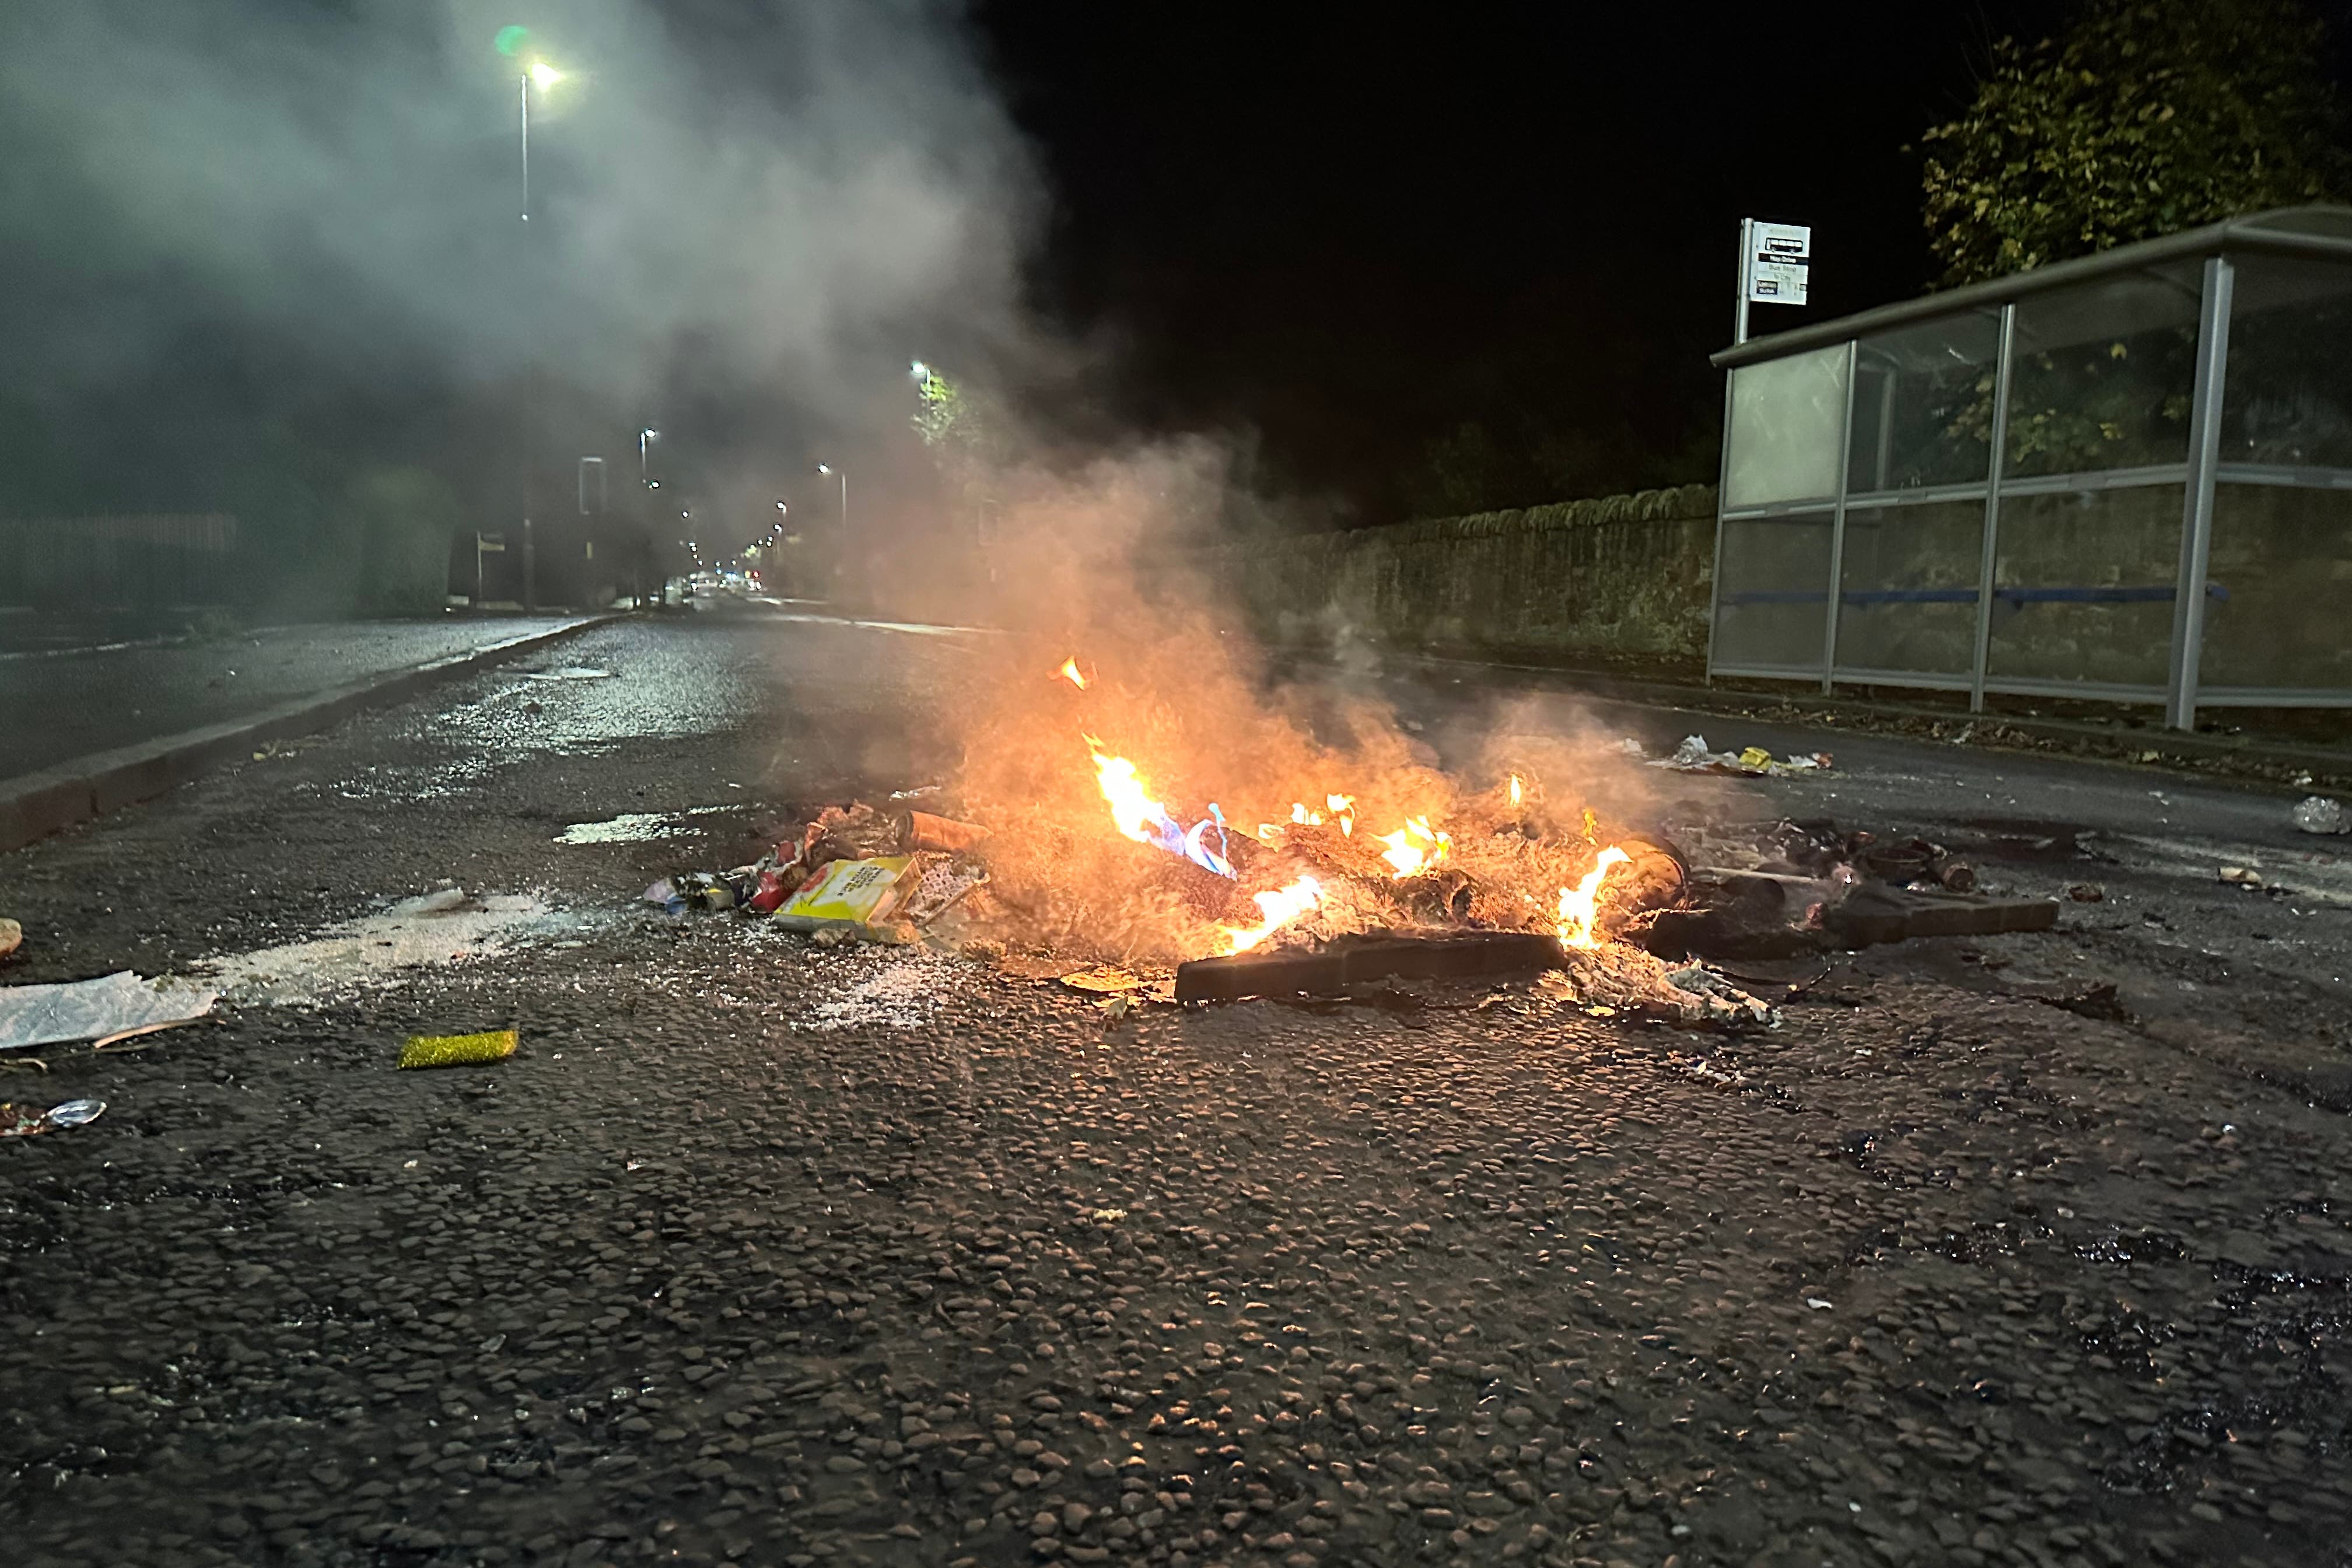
[1708,206,2352,729]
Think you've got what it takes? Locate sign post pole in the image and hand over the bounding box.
[1734,218,1754,346]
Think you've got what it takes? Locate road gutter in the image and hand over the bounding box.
[0,615,622,854]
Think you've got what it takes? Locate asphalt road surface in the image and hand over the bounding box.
[0,616,587,782]
[4,607,2350,1568]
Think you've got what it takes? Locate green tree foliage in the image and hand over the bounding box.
[1921,0,2352,286]
[909,363,1009,467]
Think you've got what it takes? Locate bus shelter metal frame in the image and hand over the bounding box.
[1706,209,2352,732]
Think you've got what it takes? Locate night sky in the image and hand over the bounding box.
[975,0,2352,518]
[10,1,2352,561]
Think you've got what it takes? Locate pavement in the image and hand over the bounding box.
[0,617,590,783]
[2,603,2350,1568]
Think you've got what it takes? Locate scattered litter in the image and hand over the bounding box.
[0,971,218,1053]
[1,1098,106,1138]
[0,919,19,960]
[1653,736,1833,778]
[2219,866,2264,888]
[799,944,965,1031]
[902,811,990,853]
[1061,967,1147,993]
[195,888,584,1005]
[1537,947,1777,1030]
[2293,796,2348,835]
[1805,1297,1833,1310]
[774,855,920,940]
[1090,1208,1128,1223]
[1097,992,1140,1021]
[2066,883,2106,902]
[894,856,989,926]
[397,1029,519,1070]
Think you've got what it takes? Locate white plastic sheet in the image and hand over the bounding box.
[0,971,218,1052]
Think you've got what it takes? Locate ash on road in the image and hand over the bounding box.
[3,611,2350,1568]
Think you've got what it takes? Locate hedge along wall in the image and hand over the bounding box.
[1199,484,1718,674]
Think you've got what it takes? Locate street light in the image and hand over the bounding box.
[815,464,849,603]
[500,30,572,612]
[639,428,659,487]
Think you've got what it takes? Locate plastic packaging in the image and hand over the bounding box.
[0,971,218,1054]
[774,855,918,937]
[0,1098,107,1138]
[2292,796,2348,835]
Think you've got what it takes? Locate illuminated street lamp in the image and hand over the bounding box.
[639,428,659,487]
[517,58,565,223]
[496,23,573,611]
[814,464,848,601]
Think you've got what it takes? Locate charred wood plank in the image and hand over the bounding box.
[1175,930,1565,1002]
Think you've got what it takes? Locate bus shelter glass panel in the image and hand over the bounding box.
[1985,484,2184,688]
[1846,310,2002,495]
[2221,254,2352,468]
[1833,499,1985,678]
[1713,511,1832,672]
[2197,484,2352,691]
[2005,263,2203,478]
[1724,345,1849,508]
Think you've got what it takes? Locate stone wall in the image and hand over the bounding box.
[1199,485,1717,675]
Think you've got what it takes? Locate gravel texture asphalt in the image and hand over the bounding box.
[2,608,2350,1568]
[0,617,587,781]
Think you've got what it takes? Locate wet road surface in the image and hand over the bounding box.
[0,616,589,782]
[2,611,2350,1568]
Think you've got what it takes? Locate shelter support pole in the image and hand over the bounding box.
[1969,303,2018,713]
[1821,341,1858,694]
[1706,373,1739,688]
[2166,256,2234,732]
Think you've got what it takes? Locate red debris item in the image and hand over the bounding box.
[747,862,804,914]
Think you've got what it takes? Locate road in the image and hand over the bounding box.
[0,616,588,782]
[3,606,2349,1568]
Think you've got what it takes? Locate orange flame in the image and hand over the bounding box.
[1289,801,1322,825]
[1086,737,1161,844]
[1556,846,1632,949]
[1377,816,1451,878]
[1057,658,1087,690]
[1221,875,1324,954]
[1508,774,1524,807]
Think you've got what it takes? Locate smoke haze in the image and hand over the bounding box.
[0,0,1041,539]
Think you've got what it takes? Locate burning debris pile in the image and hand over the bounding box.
[639,635,2041,1037]
[640,625,2067,1035]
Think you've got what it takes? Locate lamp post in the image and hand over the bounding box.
[639,428,659,488]
[816,463,847,600]
[519,60,562,223]
[513,53,564,612]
